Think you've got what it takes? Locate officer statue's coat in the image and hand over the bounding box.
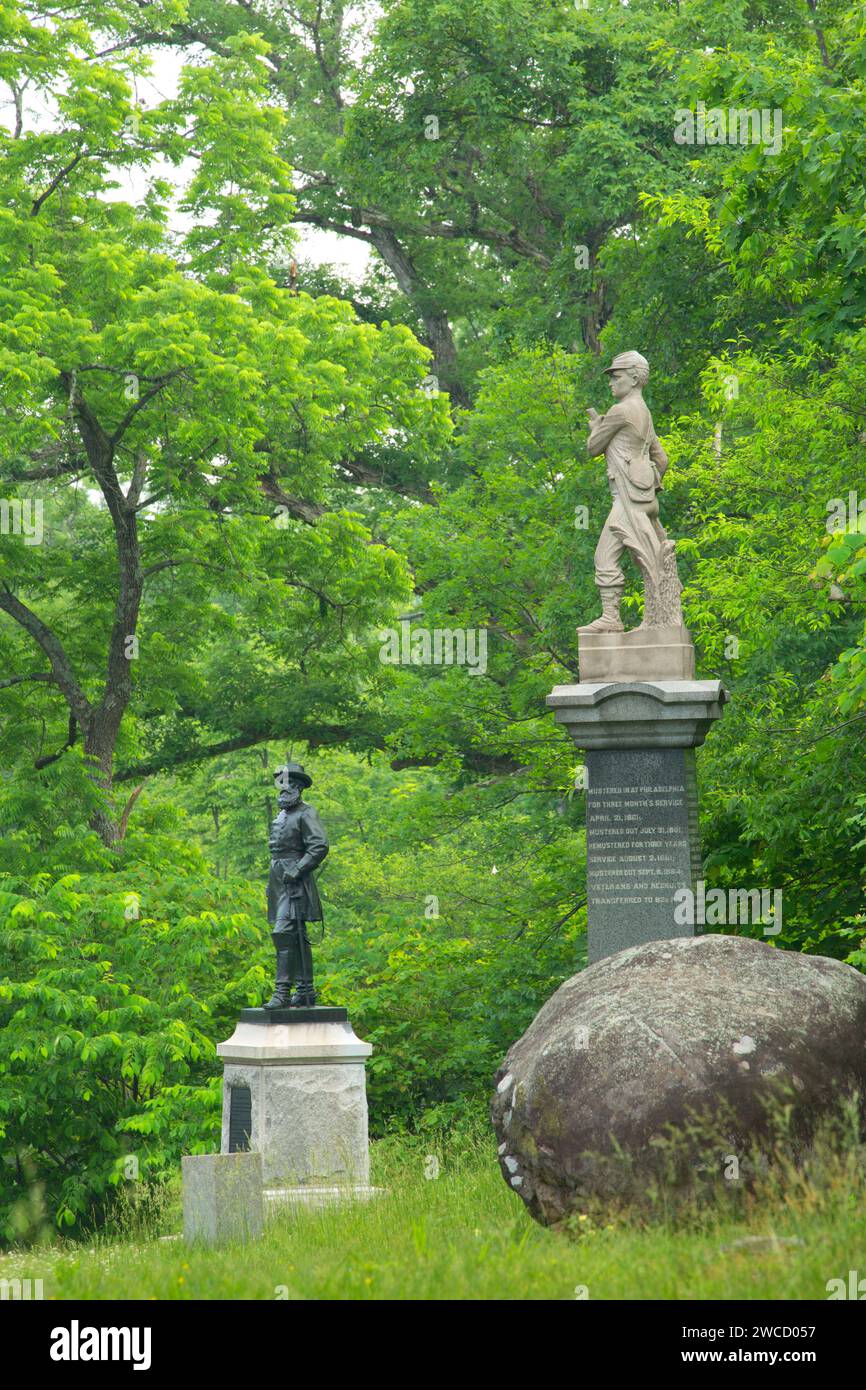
[266,797,329,925]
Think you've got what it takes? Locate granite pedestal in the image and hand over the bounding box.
[547,680,727,962]
[217,1006,374,1206]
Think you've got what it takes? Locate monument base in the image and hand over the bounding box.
[217,1007,372,1189]
[578,624,695,682]
[264,1184,386,1214]
[582,742,701,961]
[546,680,727,962]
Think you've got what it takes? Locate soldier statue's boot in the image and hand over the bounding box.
[264,931,300,1008]
[579,589,624,633]
[290,930,316,1008]
[263,946,293,1009]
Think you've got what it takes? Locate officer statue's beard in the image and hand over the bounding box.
[278,785,302,811]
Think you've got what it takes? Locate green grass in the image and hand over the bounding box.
[2,1131,864,1300]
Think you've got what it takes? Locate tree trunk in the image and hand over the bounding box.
[72,379,145,842]
[83,712,125,843]
[368,226,469,406]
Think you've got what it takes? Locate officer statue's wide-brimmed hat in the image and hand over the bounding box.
[274,762,313,790]
[602,350,648,375]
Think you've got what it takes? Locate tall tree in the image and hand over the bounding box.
[0,7,448,838]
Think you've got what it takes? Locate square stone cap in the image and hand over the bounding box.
[218,1013,372,1064]
[547,678,728,708]
[546,679,728,749]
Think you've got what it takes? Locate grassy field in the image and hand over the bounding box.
[1,1131,863,1300]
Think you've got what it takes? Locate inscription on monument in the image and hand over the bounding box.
[585,747,701,961]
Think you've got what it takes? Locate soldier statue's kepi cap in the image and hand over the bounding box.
[274,762,313,790]
[602,350,649,375]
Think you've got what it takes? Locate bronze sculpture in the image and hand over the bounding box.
[264,762,329,1009]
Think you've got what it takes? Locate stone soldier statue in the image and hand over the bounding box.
[264,762,329,1009]
[580,350,682,632]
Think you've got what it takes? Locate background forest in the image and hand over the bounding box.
[1,0,865,1241]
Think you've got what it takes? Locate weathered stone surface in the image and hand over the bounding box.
[491,935,866,1225]
[182,1151,263,1246]
[218,1016,372,1186]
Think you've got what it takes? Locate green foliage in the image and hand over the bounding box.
[0,0,449,827]
[0,763,266,1239]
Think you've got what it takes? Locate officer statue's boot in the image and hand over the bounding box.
[290,930,316,1008]
[264,938,296,1009]
[579,588,624,634]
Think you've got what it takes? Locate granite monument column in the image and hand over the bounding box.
[549,351,727,962]
[548,680,726,961]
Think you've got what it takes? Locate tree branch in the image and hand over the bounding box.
[296,204,553,269]
[34,713,78,770]
[805,0,832,70]
[118,782,146,839]
[0,588,91,725]
[0,671,57,690]
[258,465,325,525]
[109,370,189,448]
[30,151,86,216]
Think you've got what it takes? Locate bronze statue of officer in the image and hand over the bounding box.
[264,762,329,1009]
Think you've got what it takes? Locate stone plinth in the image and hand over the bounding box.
[217,1007,372,1189]
[264,1184,385,1214]
[578,624,695,682]
[182,1151,263,1246]
[546,680,727,962]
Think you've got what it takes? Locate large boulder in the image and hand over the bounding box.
[491,935,866,1225]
